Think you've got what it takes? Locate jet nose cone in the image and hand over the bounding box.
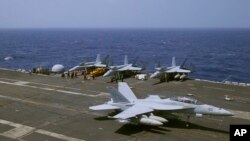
[150,72,159,78]
[221,109,234,116]
[150,74,155,78]
[225,110,234,116]
[103,70,111,77]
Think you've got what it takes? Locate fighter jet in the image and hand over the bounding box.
[103,55,143,77]
[150,57,191,81]
[89,82,233,126]
[69,54,109,71]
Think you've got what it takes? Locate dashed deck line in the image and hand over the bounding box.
[0,126,35,139]
[36,129,85,141]
[0,94,90,114]
[0,77,81,90]
[0,119,85,141]
[0,80,100,97]
[203,86,235,92]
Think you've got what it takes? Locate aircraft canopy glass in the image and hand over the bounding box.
[170,96,202,105]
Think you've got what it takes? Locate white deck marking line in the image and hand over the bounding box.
[232,96,250,102]
[0,119,23,128]
[0,126,35,139]
[0,94,89,114]
[0,80,99,97]
[0,95,22,102]
[0,94,103,117]
[0,119,85,141]
[0,77,81,90]
[56,90,95,97]
[206,118,224,122]
[36,129,85,141]
[14,81,30,85]
[229,109,250,121]
[203,86,235,92]
[96,92,110,97]
[0,119,35,139]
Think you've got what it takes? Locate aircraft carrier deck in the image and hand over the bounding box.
[0,69,249,141]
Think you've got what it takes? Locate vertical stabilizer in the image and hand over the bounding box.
[107,86,130,103]
[155,61,161,69]
[124,55,128,65]
[171,56,176,67]
[132,56,139,66]
[96,54,101,63]
[118,82,137,102]
[101,55,110,65]
[180,58,187,68]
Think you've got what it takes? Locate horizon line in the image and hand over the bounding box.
[0,27,250,30]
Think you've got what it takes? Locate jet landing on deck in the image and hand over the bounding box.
[89,82,233,127]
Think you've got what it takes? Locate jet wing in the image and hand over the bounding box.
[118,82,137,102]
[113,103,191,119]
[89,104,120,110]
[118,65,142,71]
[69,65,94,71]
[147,102,191,110]
[166,67,190,73]
[69,66,81,71]
[113,104,153,119]
[94,64,107,67]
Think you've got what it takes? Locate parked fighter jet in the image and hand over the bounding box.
[150,57,191,81]
[69,54,109,71]
[103,55,143,78]
[89,82,233,126]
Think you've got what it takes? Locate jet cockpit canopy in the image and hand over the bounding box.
[170,96,202,105]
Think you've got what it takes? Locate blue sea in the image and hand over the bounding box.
[0,28,250,83]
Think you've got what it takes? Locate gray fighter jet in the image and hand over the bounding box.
[103,55,142,77]
[89,82,233,126]
[69,54,109,71]
[150,57,191,81]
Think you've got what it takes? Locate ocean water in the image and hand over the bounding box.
[0,28,250,83]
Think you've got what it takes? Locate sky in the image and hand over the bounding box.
[0,0,250,29]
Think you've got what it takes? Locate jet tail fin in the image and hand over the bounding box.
[107,86,130,103]
[140,61,147,71]
[180,58,188,68]
[171,56,176,67]
[101,55,110,65]
[132,56,139,66]
[118,82,137,102]
[124,55,128,65]
[96,54,101,63]
[155,60,161,69]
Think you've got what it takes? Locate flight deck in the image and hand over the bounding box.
[0,69,249,141]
